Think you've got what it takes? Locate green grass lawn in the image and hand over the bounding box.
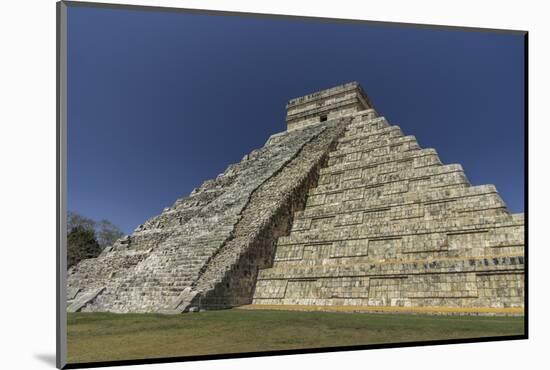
[67,309,524,364]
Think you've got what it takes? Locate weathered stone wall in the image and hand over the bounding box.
[252,110,524,312]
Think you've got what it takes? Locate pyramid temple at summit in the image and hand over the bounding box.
[67,82,525,315]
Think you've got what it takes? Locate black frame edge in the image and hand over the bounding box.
[523,32,529,339]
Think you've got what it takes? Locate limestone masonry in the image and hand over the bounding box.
[67,82,524,315]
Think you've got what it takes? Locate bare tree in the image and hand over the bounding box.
[67,211,96,232]
[96,219,124,248]
[67,211,124,249]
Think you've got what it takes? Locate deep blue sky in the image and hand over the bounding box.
[67,5,525,235]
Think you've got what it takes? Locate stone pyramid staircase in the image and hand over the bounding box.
[67,117,350,313]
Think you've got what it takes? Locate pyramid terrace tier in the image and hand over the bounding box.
[321,145,445,176]
[292,187,510,232]
[336,126,408,152]
[276,224,523,262]
[328,134,422,164]
[252,266,524,310]
[257,254,524,281]
[287,208,519,239]
[299,183,503,217]
[312,163,470,196]
[279,213,523,246]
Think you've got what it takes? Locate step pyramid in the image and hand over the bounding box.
[251,83,524,314]
[66,82,524,314]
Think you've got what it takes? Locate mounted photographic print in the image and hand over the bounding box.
[57,1,527,368]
